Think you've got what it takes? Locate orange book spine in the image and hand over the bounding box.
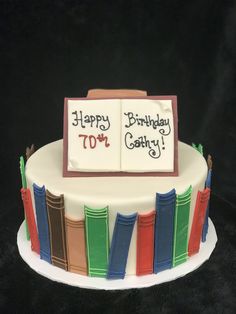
[188,188,211,256]
[136,210,156,275]
[65,218,87,275]
[21,188,40,254]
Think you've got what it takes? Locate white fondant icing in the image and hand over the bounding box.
[26,139,208,275]
[121,99,174,171]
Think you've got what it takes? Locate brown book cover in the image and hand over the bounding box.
[65,218,87,275]
[87,89,147,98]
[46,190,68,270]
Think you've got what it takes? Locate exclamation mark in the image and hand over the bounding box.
[162,136,165,150]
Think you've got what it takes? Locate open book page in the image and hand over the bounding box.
[121,99,174,172]
[67,99,121,171]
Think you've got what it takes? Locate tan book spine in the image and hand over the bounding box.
[65,218,87,275]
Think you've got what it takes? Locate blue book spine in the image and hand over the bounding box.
[107,213,137,279]
[202,169,212,242]
[33,184,51,263]
[154,189,176,273]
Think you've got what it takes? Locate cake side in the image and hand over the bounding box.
[25,139,208,275]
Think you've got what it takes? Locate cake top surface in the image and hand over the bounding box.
[26,139,207,209]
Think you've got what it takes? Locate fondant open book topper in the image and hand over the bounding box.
[63,89,178,177]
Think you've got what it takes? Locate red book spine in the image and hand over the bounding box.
[21,188,40,254]
[188,188,211,256]
[136,210,156,276]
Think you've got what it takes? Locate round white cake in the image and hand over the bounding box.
[26,139,208,275]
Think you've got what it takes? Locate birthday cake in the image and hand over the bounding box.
[19,89,212,279]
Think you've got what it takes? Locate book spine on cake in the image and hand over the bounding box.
[172,186,192,267]
[33,184,51,263]
[19,156,30,240]
[46,191,68,270]
[65,218,87,275]
[136,211,155,276]
[107,213,137,279]
[188,188,211,256]
[154,189,176,273]
[202,169,212,242]
[21,188,40,254]
[85,206,109,277]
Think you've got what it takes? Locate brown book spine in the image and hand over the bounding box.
[46,190,68,271]
[65,218,87,275]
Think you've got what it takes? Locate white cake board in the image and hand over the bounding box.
[17,219,217,290]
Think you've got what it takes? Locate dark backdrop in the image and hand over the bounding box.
[0,1,236,313]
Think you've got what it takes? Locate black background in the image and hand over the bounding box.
[1,1,236,313]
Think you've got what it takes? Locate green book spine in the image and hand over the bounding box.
[20,156,30,240]
[172,186,192,267]
[85,206,109,277]
[192,143,203,155]
[25,219,30,240]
